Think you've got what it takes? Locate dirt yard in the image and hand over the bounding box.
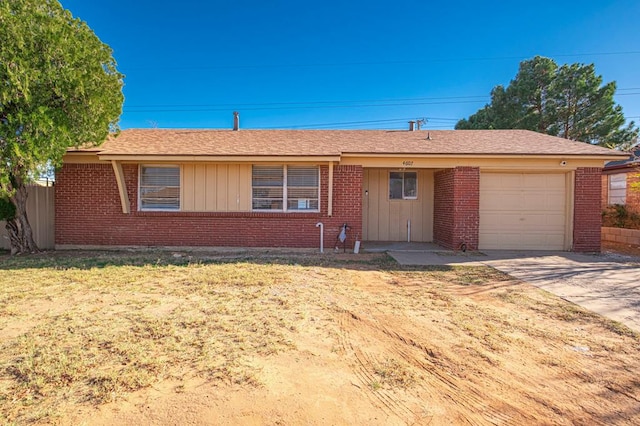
[603,239,640,258]
[1,250,639,425]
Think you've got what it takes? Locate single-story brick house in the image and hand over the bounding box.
[601,145,640,212]
[56,127,624,252]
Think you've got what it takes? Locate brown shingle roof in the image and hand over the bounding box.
[81,129,625,158]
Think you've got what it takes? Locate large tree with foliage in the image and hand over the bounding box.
[1,0,123,254]
[456,56,638,147]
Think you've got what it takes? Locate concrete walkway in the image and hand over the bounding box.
[388,250,640,333]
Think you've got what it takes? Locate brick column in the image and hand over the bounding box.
[434,167,479,250]
[573,167,602,252]
[628,172,640,214]
[601,174,609,210]
[324,165,363,249]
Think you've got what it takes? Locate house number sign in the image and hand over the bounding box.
[402,160,414,166]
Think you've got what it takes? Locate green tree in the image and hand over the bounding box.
[456,56,638,147]
[1,0,123,254]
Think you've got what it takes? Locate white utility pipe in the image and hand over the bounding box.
[407,219,411,242]
[315,222,324,253]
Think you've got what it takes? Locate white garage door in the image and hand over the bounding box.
[479,173,567,250]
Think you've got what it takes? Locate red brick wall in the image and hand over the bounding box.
[55,163,362,249]
[433,169,454,248]
[627,171,640,214]
[433,167,479,250]
[601,174,609,210]
[573,167,602,252]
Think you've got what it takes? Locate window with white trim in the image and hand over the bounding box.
[608,173,626,205]
[252,166,284,210]
[252,165,319,211]
[139,165,180,211]
[389,171,417,200]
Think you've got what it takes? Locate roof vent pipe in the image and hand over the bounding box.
[408,120,416,131]
[233,111,240,131]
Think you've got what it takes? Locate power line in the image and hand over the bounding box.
[129,116,460,130]
[262,118,409,128]
[123,93,639,113]
[264,121,457,130]
[123,99,487,113]
[123,88,639,111]
[124,95,489,109]
[120,88,639,129]
[123,51,640,72]
[260,117,460,129]
[419,117,460,122]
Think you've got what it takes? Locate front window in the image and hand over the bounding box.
[252,165,319,211]
[287,166,319,211]
[140,165,180,210]
[608,173,626,205]
[252,166,284,210]
[389,171,417,200]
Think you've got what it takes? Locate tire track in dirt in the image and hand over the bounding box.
[379,320,539,426]
[377,324,498,421]
[336,309,424,425]
[336,306,538,425]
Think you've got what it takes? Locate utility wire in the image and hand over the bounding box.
[123,51,640,71]
[123,99,487,113]
[264,121,457,130]
[123,89,639,111]
[124,95,489,109]
[260,117,433,129]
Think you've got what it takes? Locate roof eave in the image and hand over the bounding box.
[97,154,342,162]
[603,162,640,172]
[340,152,626,160]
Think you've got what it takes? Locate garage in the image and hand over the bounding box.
[479,173,569,250]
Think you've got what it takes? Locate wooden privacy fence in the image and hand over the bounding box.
[1,185,55,250]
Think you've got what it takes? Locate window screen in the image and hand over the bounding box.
[252,166,284,210]
[140,166,180,210]
[389,171,417,200]
[608,174,626,205]
[252,165,319,211]
[287,166,319,211]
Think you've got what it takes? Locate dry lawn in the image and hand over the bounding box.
[0,250,639,425]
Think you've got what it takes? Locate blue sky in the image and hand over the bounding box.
[59,0,640,131]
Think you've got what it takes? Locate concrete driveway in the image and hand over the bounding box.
[388,250,640,333]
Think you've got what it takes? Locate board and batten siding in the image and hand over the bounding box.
[362,169,434,242]
[181,164,252,212]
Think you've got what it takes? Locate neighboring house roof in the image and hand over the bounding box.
[68,129,626,159]
[603,144,640,172]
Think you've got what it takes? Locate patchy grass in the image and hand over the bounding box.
[494,287,638,339]
[0,251,393,423]
[0,250,638,425]
[388,265,512,286]
[372,357,417,389]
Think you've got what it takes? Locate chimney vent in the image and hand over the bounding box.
[408,120,416,131]
[233,111,240,131]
